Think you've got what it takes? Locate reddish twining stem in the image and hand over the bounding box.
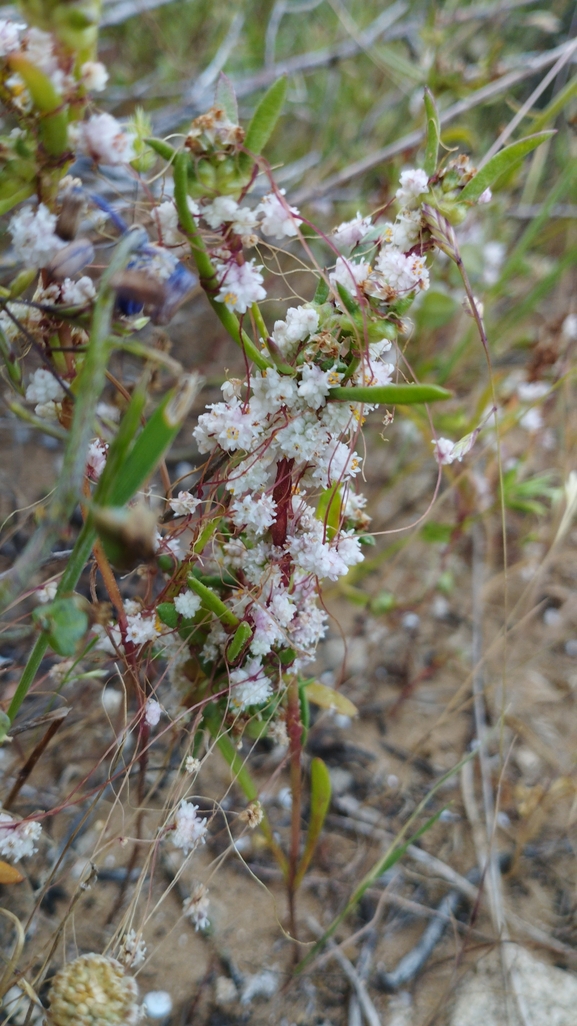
[271,457,294,548]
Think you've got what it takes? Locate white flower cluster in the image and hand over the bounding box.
[0,812,42,860]
[0,19,24,57]
[25,367,64,404]
[9,203,66,269]
[171,801,208,854]
[118,929,147,968]
[183,883,210,931]
[75,113,136,165]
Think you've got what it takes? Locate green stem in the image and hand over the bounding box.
[173,153,270,371]
[7,518,95,722]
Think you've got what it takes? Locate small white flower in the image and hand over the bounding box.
[25,368,65,404]
[174,590,202,618]
[171,801,208,853]
[9,204,66,269]
[144,698,162,726]
[80,61,109,92]
[332,212,371,251]
[396,168,429,206]
[230,493,277,533]
[258,190,300,239]
[230,658,273,710]
[34,400,61,421]
[183,883,210,931]
[60,276,96,306]
[156,197,199,251]
[37,580,58,604]
[330,256,370,293]
[0,20,25,56]
[214,259,266,314]
[478,187,492,204]
[297,363,336,410]
[169,491,200,517]
[0,813,42,860]
[77,113,136,165]
[432,431,476,465]
[185,756,201,774]
[86,438,108,481]
[125,612,159,645]
[271,305,319,353]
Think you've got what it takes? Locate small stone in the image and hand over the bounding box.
[215,976,238,1006]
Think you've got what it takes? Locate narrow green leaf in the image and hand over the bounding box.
[336,281,360,314]
[144,137,177,162]
[8,55,61,112]
[423,87,440,177]
[107,375,200,506]
[315,485,342,540]
[94,372,149,505]
[313,278,329,304]
[461,132,555,203]
[215,72,238,124]
[330,383,452,404]
[243,77,287,159]
[226,621,253,662]
[187,575,239,627]
[295,758,332,888]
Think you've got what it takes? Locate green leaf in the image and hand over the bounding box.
[226,621,253,662]
[329,383,452,404]
[243,77,287,160]
[94,372,149,505]
[295,758,332,887]
[315,485,342,540]
[187,575,239,627]
[215,73,238,124]
[144,137,177,162]
[33,596,89,656]
[336,282,360,314]
[0,184,35,217]
[304,681,358,717]
[460,132,555,203]
[313,278,329,304]
[106,375,200,506]
[156,602,178,629]
[423,87,440,177]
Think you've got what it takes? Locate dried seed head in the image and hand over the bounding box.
[47,954,139,1026]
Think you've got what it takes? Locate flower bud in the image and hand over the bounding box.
[46,953,139,1026]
